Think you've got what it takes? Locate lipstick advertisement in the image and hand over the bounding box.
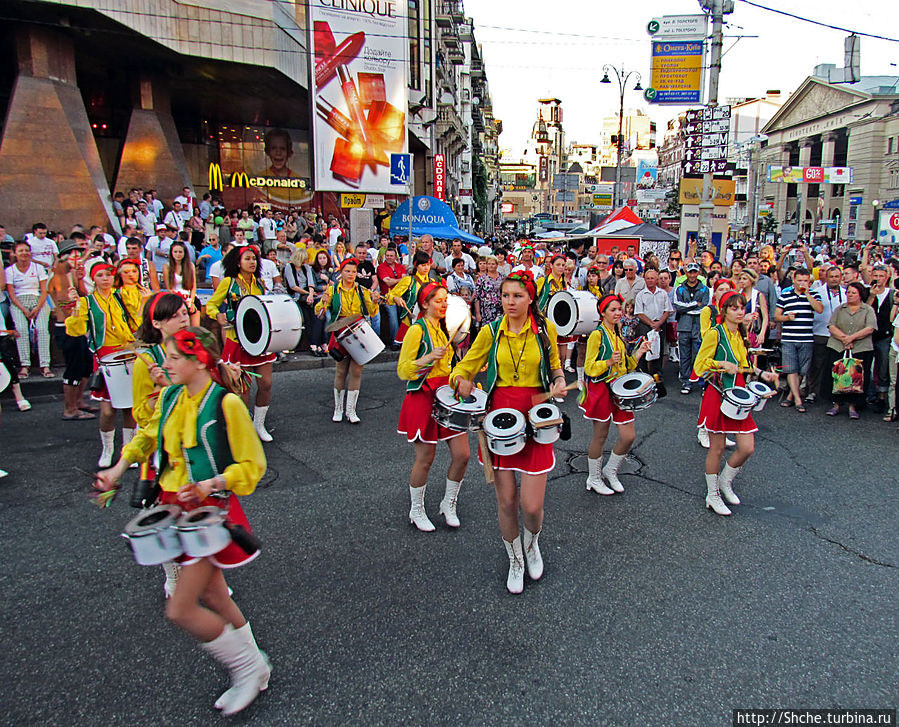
[310,0,408,193]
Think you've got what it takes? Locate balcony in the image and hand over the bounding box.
[447,44,465,65]
[459,19,474,42]
[442,24,459,48]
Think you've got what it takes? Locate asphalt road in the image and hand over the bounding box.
[1,361,896,726]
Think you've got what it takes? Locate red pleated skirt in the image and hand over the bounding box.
[222,337,276,367]
[480,386,555,475]
[397,376,466,444]
[697,375,758,434]
[578,379,635,425]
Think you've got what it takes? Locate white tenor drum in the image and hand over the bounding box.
[747,381,775,411]
[483,408,527,456]
[433,386,488,431]
[527,402,561,445]
[236,294,303,356]
[122,505,183,566]
[337,316,385,365]
[174,507,232,558]
[610,372,658,412]
[445,294,472,345]
[720,386,758,420]
[99,350,136,409]
[547,290,601,337]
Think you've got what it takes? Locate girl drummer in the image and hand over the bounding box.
[535,254,570,368]
[65,263,140,467]
[96,327,270,716]
[206,245,274,442]
[450,270,567,595]
[315,257,380,424]
[693,291,779,516]
[696,277,737,449]
[397,282,470,531]
[580,294,651,496]
[115,258,152,325]
[387,250,432,345]
[570,264,605,389]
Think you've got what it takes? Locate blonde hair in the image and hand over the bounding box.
[289,248,308,267]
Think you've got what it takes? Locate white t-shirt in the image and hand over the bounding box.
[327,227,343,249]
[259,217,277,241]
[259,258,280,292]
[117,236,132,259]
[5,262,47,296]
[511,262,545,279]
[163,211,182,230]
[208,260,224,285]
[27,237,58,269]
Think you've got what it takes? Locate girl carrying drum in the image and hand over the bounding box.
[397,282,470,531]
[450,270,567,595]
[535,254,571,369]
[315,257,380,424]
[96,327,270,716]
[580,294,651,496]
[693,291,779,516]
[206,245,274,442]
[386,250,432,345]
[115,258,153,326]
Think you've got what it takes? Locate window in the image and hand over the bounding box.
[888,137,894,155]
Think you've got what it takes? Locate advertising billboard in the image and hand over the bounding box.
[678,178,736,206]
[648,40,704,104]
[767,166,854,184]
[636,159,658,188]
[310,0,408,193]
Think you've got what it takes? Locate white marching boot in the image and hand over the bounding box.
[438,478,463,528]
[253,406,273,442]
[408,485,435,532]
[718,463,742,505]
[345,390,361,424]
[602,452,626,493]
[522,527,544,581]
[98,430,115,468]
[586,456,614,495]
[697,427,710,448]
[503,537,525,594]
[162,561,180,599]
[331,388,345,422]
[705,473,732,516]
[200,622,271,716]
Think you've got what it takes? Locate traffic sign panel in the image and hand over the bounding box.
[683,160,728,174]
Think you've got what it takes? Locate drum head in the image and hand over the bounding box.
[100,350,136,365]
[126,505,181,534]
[748,381,772,397]
[0,362,10,393]
[235,295,271,357]
[612,373,652,396]
[547,292,576,336]
[728,387,755,403]
[528,403,560,423]
[485,408,524,434]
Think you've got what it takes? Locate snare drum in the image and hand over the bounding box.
[235,293,303,356]
[527,402,561,445]
[174,506,233,558]
[610,372,657,412]
[483,408,527,456]
[337,316,385,365]
[433,385,488,431]
[99,350,136,409]
[747,381,775,411]
[547,290,601,337]
[445,294,472,345]
[122,504,184,566]
[720,386,759,420]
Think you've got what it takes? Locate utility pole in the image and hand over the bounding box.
[601,64,642,210]
[698,0,724,260]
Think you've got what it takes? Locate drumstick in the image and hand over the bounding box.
[530,381,580,406]
[531,418,564,429]
[477,430,495,485]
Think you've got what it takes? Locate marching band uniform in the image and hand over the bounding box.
[397,313,466,529]
[315,277,379,424]
[535,272,567,312]
[387,270,431,344]
[206,275,275,368]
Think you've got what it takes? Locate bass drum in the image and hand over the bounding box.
[236,294,303,357]
[445,294,472,345]
[547,290,601,337]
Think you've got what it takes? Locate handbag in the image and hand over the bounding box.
[831,350,864,395]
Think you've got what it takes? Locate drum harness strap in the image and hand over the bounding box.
[406,318,456,393]
[328,282,368,325]
[586,325,626,385]
[222,276,262,324]
[84,291,133,353]
[536,275,563,312]
[706,323,740,392]
[483,318,551,396]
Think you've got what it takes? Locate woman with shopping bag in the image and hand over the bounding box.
[822,282,876,420]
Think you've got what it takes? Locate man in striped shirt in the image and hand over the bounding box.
[774,268,823,412]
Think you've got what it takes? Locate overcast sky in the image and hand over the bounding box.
[464,0,898,156]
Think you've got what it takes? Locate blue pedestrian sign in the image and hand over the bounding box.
[390,154,412,186]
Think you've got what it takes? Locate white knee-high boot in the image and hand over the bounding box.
[602,452,626,493]
[718,463,742,505]
[586,456,614,495]
[705,473,731,516]
[98,430,115,468]
[438,478,463,527]
[199,622,271,716]
[332,388,344,422]
[503,537,525,594]
[345,390,361,424]
[522,527,544,581]
[253,406,272,442]
[162,561,180,599]
[408,485,435,531]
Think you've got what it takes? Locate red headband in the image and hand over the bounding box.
[587,265,603,277]
[505,270,536,299]
[714,278,736,294]
[597,293,622,316]
[716,291,741,323]
[550,254,566,266]
[118,258,141,269]
[339,257,359,271]
[172,329,216,372]
[90,263,115,280]
[417,281,447,309]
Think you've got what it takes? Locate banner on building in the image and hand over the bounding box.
[678,178,736,206]
[767,166,854,184]
[434,154,446,200]
[636,159,658,188]
[310,1,408,193]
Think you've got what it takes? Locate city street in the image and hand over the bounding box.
[1,362,896,726]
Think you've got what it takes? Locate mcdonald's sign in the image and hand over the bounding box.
[208,163,224,192]
[230,171,250,188]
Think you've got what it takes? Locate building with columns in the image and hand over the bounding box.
[759,69,899,241]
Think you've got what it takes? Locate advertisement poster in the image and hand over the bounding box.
[310,1,408,193]
[216,125,312,208]
[767,166,854,184]
[636,159,658,188]
[649,40,704,104]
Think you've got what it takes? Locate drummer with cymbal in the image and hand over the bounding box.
[397,282,470,531]
[693,291,779,516]
[315,257,380,424]
[386,250,432,345]
[206,245,275,442]
[450,270,567,595]
[580,294,651,496]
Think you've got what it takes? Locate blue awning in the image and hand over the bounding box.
[390,196,482,244]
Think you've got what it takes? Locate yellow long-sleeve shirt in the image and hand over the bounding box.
[450,315,561,389]
[122,380,266,495]
[314,281,379,319]
[700,305,716,337]
[397,318,453,381]
[584,323,637,380]
[205,275,264,343]
[118,284,147,327]
[65,291,135,349]
[131,344,167,428]
[386,272,431,318]
[693,324,750,378]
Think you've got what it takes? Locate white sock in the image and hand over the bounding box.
[576,366,585,383]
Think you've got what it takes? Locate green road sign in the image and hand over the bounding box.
[643,87,658,102]
[647,19,660,34]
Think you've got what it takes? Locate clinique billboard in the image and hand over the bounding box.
[311,0,409,193]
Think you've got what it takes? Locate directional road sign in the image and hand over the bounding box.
[683,160,729,174]
[390,154,411,186]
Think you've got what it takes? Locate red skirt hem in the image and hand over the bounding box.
[222,338,276,367]
[578,380,635,425]
[479,387,555,475]
[397,376,466,444]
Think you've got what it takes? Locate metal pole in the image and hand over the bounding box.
[699,0,724,260]
[616,81,624,209]
[749,144,759,240]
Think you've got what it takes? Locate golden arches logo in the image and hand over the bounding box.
[230,171,250,188]
[208,163,224,192]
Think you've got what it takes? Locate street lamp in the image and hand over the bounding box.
[601,64,642,209]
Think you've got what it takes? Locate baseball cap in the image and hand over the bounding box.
[155,223,167,231]
[686,262,701,272]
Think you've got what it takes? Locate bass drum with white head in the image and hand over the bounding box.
[235,293,303,356]
[547,290,601,337]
